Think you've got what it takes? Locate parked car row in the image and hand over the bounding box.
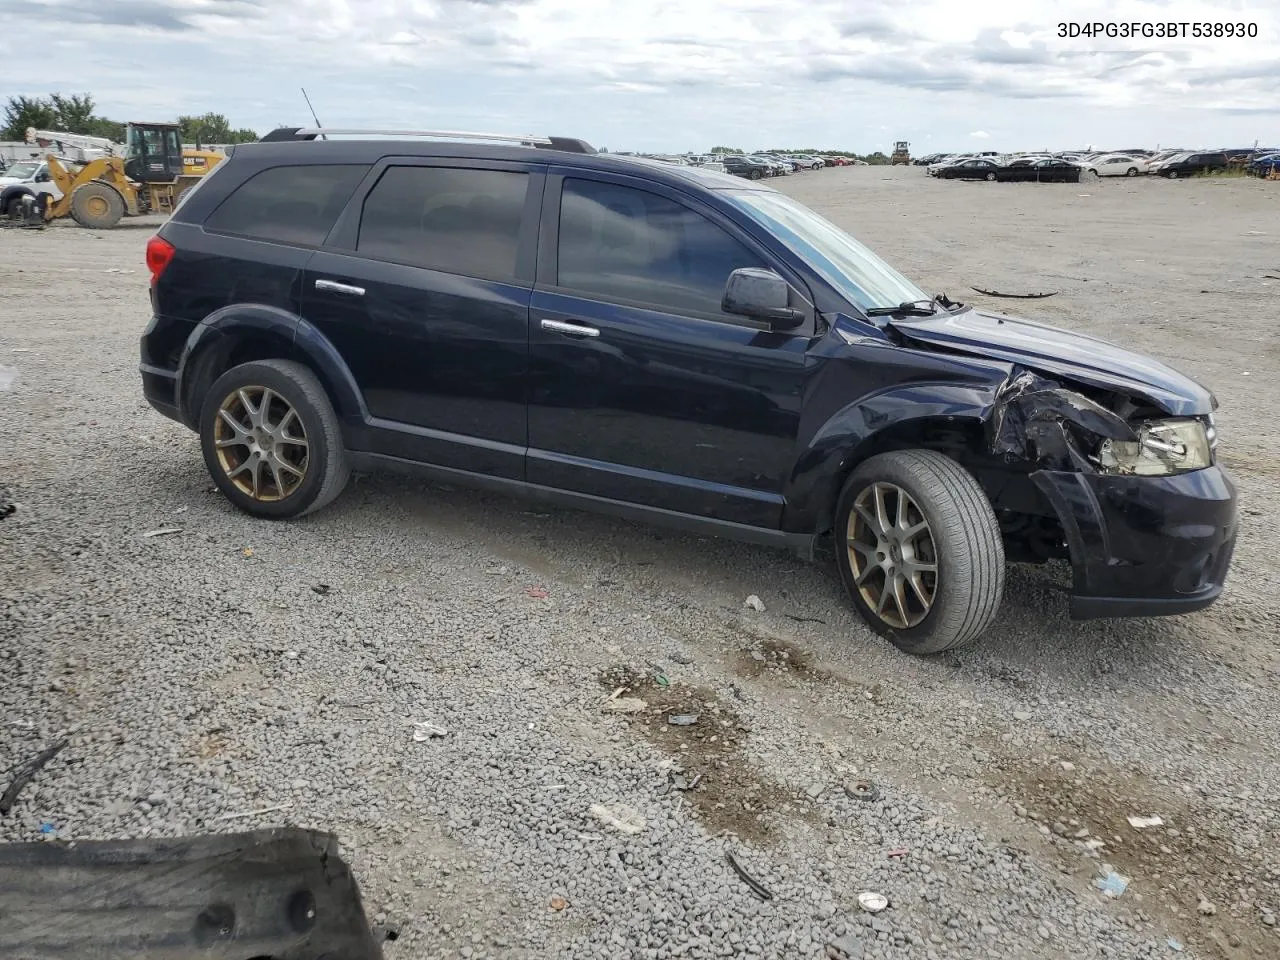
[928,156,1095,183]
[920,146,1280,181]
[718,153,837,180]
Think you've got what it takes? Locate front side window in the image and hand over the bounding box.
[204,164,370,247]
[357,166,528,282]
[557,178,764,317]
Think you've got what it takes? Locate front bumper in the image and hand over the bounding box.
[1032,466,1238,620]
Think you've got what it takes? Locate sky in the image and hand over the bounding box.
[0,0,1277,154]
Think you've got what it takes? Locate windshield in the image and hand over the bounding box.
[3,161,38,179]
[727,190,929,311]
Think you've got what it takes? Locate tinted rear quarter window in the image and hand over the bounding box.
[356,166,528,282]
[204,164,369,246]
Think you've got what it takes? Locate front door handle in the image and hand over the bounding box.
[315,278,365,297]
[540,318,600,338]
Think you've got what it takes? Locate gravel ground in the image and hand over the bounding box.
[2,168,1278,960]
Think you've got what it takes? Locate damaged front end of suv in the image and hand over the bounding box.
[985,367,1235,618]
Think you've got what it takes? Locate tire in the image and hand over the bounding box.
[198,359,349,520]
[985,172,996,181]
[1168,170,1179,179]
[749,169,762,180]
[1126,167,1138,177]
[834,450,1004,655]
[69,181,125,229]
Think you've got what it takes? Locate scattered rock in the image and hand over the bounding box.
[602,697,647,714]
[743,594,766,612]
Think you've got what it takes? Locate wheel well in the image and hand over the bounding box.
[820,416,1050,533]
[180,330,342,425]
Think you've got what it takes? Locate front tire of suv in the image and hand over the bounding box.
[198,359,350,520]
[749,169,762,180]
[835,450,1004,655]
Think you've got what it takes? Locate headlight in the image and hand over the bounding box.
[1097,418,1213,476]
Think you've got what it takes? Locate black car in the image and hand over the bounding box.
[994,159,1086,183]
[140,126,1237,655]
[1156,152,1229,178]
[722,155,772,180]
[933,158,1003,180]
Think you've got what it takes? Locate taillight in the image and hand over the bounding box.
[146,235,175,286]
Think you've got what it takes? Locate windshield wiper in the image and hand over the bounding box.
[865,293,967,317]
[864,299,937,317]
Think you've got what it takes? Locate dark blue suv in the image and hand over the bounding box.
[140,128,1237,654]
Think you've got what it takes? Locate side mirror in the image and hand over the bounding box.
[34,170,50,182]
[722,268,805,330]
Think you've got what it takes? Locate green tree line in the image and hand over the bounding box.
[2,93,259,145]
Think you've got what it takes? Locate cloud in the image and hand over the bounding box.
[2,0,262,30]
[969,130,990,138]
[0,0,1276,152]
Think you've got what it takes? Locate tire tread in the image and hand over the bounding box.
[840,449,1005,654]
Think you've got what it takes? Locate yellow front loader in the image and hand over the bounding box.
[25,122,223,229]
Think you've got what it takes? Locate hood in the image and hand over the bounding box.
[0,176,24,187]
[890,308,1214,416]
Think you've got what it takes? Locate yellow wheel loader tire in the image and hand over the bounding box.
[70,181,126,229]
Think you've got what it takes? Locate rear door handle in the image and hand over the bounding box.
[540,318,600,338]
[315,278,365,297]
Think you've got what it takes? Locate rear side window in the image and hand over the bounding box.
[204,164,369,247]
[356,166,529,282]
[557,178,764,317]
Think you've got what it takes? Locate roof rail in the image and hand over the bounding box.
[258,127,596,154]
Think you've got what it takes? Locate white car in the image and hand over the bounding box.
[927,154,972,176]
[1088,154,1149,177]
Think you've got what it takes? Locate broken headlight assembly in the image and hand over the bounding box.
[1097,418,1214,476]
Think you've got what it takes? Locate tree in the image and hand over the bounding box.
[709,145,743,154]
[178,113,260,145]
[49,93,97,132]
[2,96,57,140]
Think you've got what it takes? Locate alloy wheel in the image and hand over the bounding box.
[213,386,309,501]
[847,481,938,629]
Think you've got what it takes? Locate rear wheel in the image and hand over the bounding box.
[985,172,996,181]
[69,181,125,228]
[199,359,349,519]
[835,450,1005,655]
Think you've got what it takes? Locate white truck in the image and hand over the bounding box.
[0,159,62,211]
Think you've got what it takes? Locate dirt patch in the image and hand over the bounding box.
[991,755,1277,959]
[599,664,812,845]
[195,730,229,759]
[732,635,832,682]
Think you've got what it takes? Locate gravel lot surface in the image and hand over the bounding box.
[2,168,1278,960]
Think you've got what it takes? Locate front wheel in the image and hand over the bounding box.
[199,359,350,519]
[985,172,996,181]
[1126,167,1138,176]
[835,450,1005,654]
[749,169,762,180]
[1168,170,1179,179]
[70,182,125,229]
